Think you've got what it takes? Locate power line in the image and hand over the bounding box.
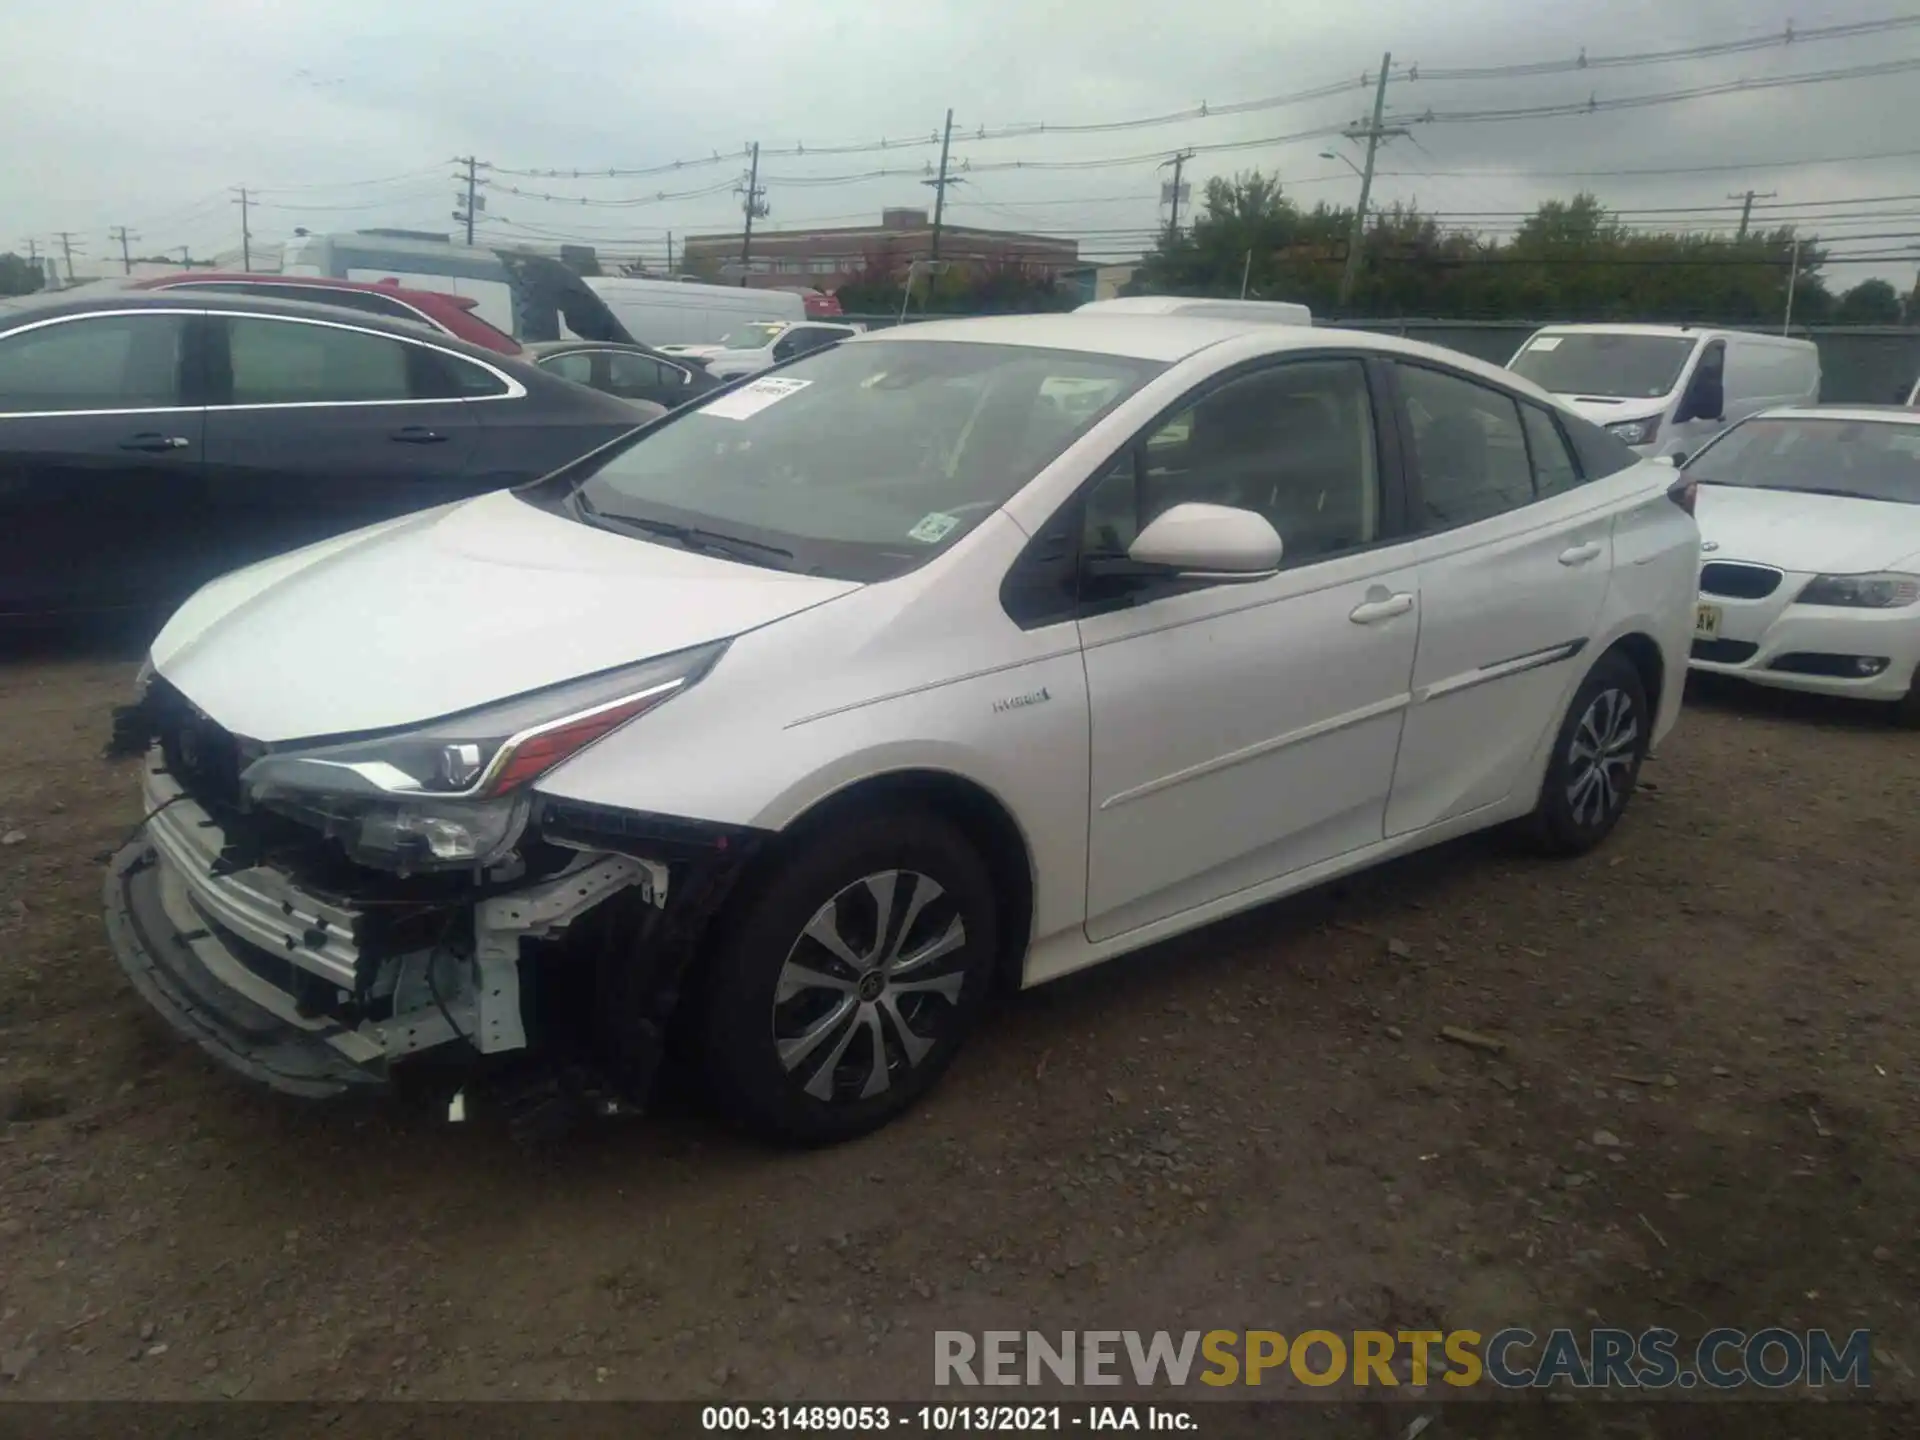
[249,166,448,194]
[1349,145,1920,182]
[1388,55,1920,127]
[1405,14,1920,81]
[491,177,741,207]
[485,15,1919,185]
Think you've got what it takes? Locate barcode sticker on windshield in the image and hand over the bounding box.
[698,376,811,421]
[1529,336,1563,351]
[907,512,961,544]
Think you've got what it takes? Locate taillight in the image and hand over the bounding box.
[1666,473,1697,516]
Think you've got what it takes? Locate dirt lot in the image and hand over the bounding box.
[0,634,1915,1422]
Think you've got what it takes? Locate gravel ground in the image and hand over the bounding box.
[0,636,1915,1423]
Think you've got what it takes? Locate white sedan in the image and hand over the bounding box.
[1687,406,1920,725]
[106,314,1698,1143]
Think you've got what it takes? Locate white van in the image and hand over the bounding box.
[1076,295,1313,327]
[1507,325,1819,462]
[584,276,806,349]
[279,230,635,345]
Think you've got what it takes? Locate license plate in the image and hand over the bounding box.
[1694,603,1723,640]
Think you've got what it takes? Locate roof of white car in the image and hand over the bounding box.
[854,314,1554,398]
[1758,405,1920,425]
[1526,322,1814,346]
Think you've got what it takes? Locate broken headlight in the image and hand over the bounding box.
[239,641,727,872]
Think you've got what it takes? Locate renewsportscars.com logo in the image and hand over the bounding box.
[934,1328,1873,1390]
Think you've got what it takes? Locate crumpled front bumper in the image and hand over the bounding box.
[102,748,678,1101]
[103,839,385,1098]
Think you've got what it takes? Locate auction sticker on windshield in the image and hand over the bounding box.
[1529,336,1563,351]
[908,512,961,544]
[698,376,811,421]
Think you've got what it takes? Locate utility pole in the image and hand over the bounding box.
[1783,237,1803,334]
[1729,189,1777,241]
[54,231,82,284]
[736,143,767,286]
[177,246,192,268]
[665,231,674,274]
[923,109,961,262]
[1337,52,1407,309]
[452,157,488,246]
[1160,150,1194,237]
[231,187,252,271]
[109,225,137,274]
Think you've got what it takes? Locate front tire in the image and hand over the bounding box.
[1894,669,1920,729]
[1516,651,1650,856]
[699,809,998,1145]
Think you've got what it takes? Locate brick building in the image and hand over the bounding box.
[681,208,1078,292]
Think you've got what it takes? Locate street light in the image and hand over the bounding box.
[1319,150,1365,180]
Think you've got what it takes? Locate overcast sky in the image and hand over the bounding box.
[7,0,1917,291]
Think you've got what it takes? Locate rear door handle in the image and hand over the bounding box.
[389,425,449,445]
[119,433,190,453]
[1349,593,1415,624]
[1559,541,1604,566]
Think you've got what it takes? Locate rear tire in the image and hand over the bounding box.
[1514,651,1650,856]
[698,809,997,1145]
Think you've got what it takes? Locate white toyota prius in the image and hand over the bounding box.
[1687,406,1920,724]
[105,314,1699,1143]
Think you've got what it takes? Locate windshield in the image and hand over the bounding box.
[1687,417,1920,505]
[1509,333,1697,401]
[555,339,1164,580]
[720,322,787,350]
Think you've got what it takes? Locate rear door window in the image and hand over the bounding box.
[1396,363,1536,528]
[606,352,680,398]
[224,317,411,404]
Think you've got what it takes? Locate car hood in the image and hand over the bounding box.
[1694,483,1920,574]
[150,489,861,742]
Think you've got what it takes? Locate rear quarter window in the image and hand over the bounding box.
[1556,407,1640,480]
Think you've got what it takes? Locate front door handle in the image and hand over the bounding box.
[119,433,191,453]
[1558,541,1604,566]
[1349,592,1415,624]
[389,425,449,445]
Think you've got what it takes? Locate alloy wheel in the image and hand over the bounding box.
[771,869,969,1103]
[1565,686,1639,827]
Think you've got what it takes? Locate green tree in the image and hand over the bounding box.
[1129,175,1832,323]
[0,251,45,297]
[1834,278,1903,325]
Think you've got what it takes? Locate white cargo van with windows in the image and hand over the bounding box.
[584,277,806,350]
[1507,324,1819,463]
[279,230,636,347]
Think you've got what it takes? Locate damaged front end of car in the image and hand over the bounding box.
[102,644,765,1133]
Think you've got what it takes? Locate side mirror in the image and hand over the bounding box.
[1679,375,1724,423]
[1670,450,1690,467]
[1127,503,1283,578]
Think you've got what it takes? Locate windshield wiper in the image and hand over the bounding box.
[569,492,796,569]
